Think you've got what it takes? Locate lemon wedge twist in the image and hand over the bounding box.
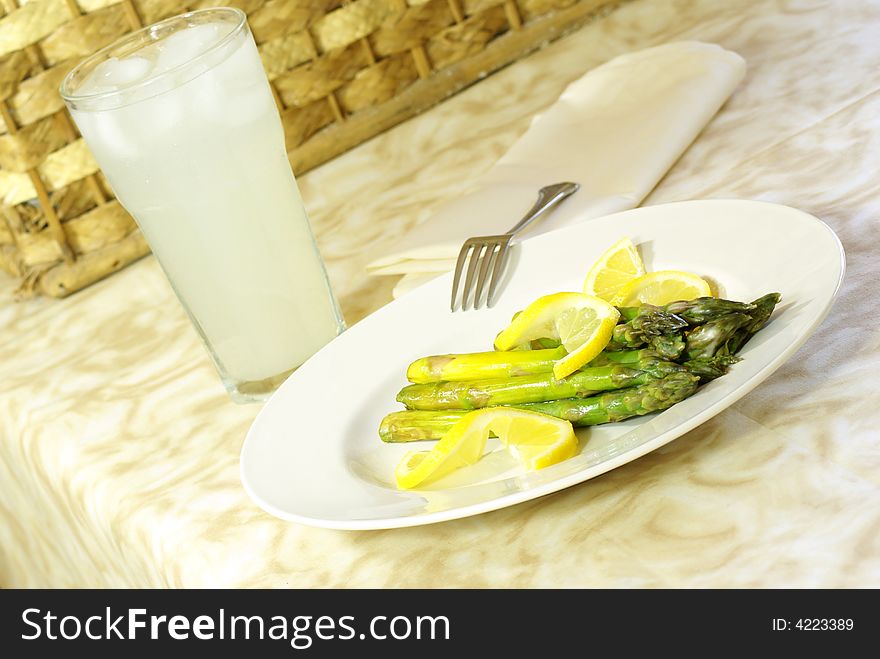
[494,292,619,379]
[395,408,577,489]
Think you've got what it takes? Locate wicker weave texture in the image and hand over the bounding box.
[0,0,617,297]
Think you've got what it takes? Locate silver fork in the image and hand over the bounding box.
[450,182,580,311]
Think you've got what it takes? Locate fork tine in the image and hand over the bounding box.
[460,243,486,311]
[473,242,499,309]
[486,240,512,308]
[450,242,473,311]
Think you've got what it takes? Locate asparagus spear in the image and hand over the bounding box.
[723,292,782,355]
[406,295,777,384]
[499,306,686,354]
[407,346,566,383]
[588,348,659,366]
[519,338,562,350]
[606,306,688,350]
[380,372,700,442]
[396,359,685,410]
[649,332,686,360]
[378,409,472,443]
[521,371,700,423]
[682,354,741,382]
[684,312,752,360]
[502,297,764,351]
[496,312,563,351]
[664,297,756,326]
[408,346,656,383]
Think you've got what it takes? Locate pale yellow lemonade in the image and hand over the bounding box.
[66,16,343,396]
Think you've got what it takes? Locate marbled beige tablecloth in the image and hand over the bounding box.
[2,0,879,587]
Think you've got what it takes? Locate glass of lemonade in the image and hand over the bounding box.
[61,8,345,402]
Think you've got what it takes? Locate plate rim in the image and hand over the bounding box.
[240,199,846,530]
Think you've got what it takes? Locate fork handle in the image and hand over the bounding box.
[505,182,580,237]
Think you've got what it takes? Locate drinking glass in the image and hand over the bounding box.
[61,8,345,402]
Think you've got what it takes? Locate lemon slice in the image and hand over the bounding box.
[493,292,619,379]
[612,270,713,306]
[395,408,577,489]
[583,237,646,302]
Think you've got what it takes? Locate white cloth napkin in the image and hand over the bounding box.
[366,41,746,295]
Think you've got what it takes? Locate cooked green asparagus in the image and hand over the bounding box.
[648,332,687,360]
[588,348,660,366]
[684,312,752,360]
[607,306,688,350]
[396,359,685,410]
[664,297,757,325]
[682,354,741,381]
[407,346,658,383]
[520,371,700,422]
[380,372,700,442]
[382,291,781,442]
[406,346,566,383]
[378,409,473,443]
[723,292,782,355]
[513,338,562,351]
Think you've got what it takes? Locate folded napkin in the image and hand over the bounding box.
[366,41,746,295]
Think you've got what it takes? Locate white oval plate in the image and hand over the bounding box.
[241,200,844,530]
